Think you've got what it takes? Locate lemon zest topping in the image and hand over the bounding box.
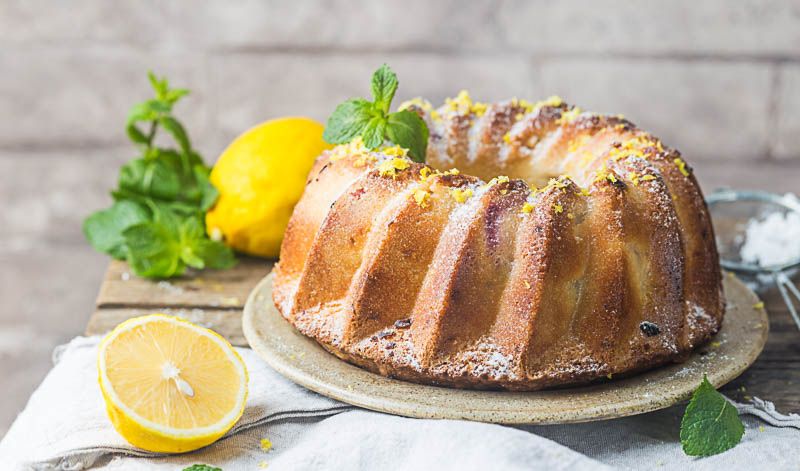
[443,168,460,176]
[329,136,369,162]
[515,112,524,121]
[399,97,432,112]
[519,95,563,114]
[481,175,510,189]
[524,280,531,289]
[521,202,534,213]
[449,188,473,203]
[261,438,272,451]
[673,157,690,177]
[445,90,487,117]
[640,174,656,182]
[593,164,619,185]
[568,135,589,154]
[753,302,764,309]
[567,212,574,219]
[614,123,626,130]
[412,189,430,208]
[399,96,440,121]
[377,157,411,178]
[556,106,582,125]
[553,203,563,213]
[503,132,511,144]
[419,167,431,182]
[381,144,408,157]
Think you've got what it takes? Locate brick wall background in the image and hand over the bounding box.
[1,0,799,436]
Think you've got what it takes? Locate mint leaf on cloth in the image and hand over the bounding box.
[680,374,745,456]
[322,98,375,144]
[371,64,398,115]
[386,109,428,163]
[182,465,221,471]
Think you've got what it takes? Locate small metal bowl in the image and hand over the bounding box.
[707,189,800,330]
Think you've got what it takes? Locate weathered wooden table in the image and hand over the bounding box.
[86,257,800,414]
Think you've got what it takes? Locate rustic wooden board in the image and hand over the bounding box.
[95,257,274,309]
[86,258,800,413]
[86,256,274,346]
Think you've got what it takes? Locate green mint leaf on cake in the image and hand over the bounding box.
[387,109,428,163]
[371,63,398,114]
[182,465,222,471]
[323,64,429,162]
[680,374,744,456]
[322,98,375,144]
[361,115,388,149]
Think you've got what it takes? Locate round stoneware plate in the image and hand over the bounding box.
[243,272,768,425]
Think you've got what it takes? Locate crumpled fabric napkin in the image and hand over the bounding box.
[1,336,798,471]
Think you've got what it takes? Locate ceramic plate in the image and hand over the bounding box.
[243,272,768,424]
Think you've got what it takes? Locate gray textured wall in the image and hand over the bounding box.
[1,0,799,437]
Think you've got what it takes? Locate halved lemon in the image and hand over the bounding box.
[98,314,248,453]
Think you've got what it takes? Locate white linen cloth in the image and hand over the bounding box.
[1,336,799,471]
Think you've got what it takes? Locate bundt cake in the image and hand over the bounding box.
[272,92,724,390]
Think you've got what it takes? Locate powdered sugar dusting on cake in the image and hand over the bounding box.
[446,336,519,380]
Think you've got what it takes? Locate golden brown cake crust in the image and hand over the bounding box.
[272,95,724,391]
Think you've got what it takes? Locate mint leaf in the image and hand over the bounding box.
[386,110,428,162]
[371,64,398,115]
[85,71,234,279]
[148,71,168,99]
[118,158,181,201]
[192,238,236,269]
[83,200,150,260]
[322,98,374,144]
[123,220,184,278]
[680,374,744,456]
[182,465,221,471]
[361,115,387,149]
[175,215,236,270]
[322,64,430,162]
[158,116,191,155]
[164,88,189,105]
[194,164,220,212]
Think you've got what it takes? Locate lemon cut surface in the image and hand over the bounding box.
[98,314,248,453]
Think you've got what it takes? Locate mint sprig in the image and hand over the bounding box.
[680,374,745,456]
[323,64,429,163]
[182,465,221,471]
[83,72,235,278]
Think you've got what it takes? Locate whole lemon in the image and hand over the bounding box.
[206,117,332,258]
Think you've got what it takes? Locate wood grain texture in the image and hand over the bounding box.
[87,256,800,413]
[86,256,274,347]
